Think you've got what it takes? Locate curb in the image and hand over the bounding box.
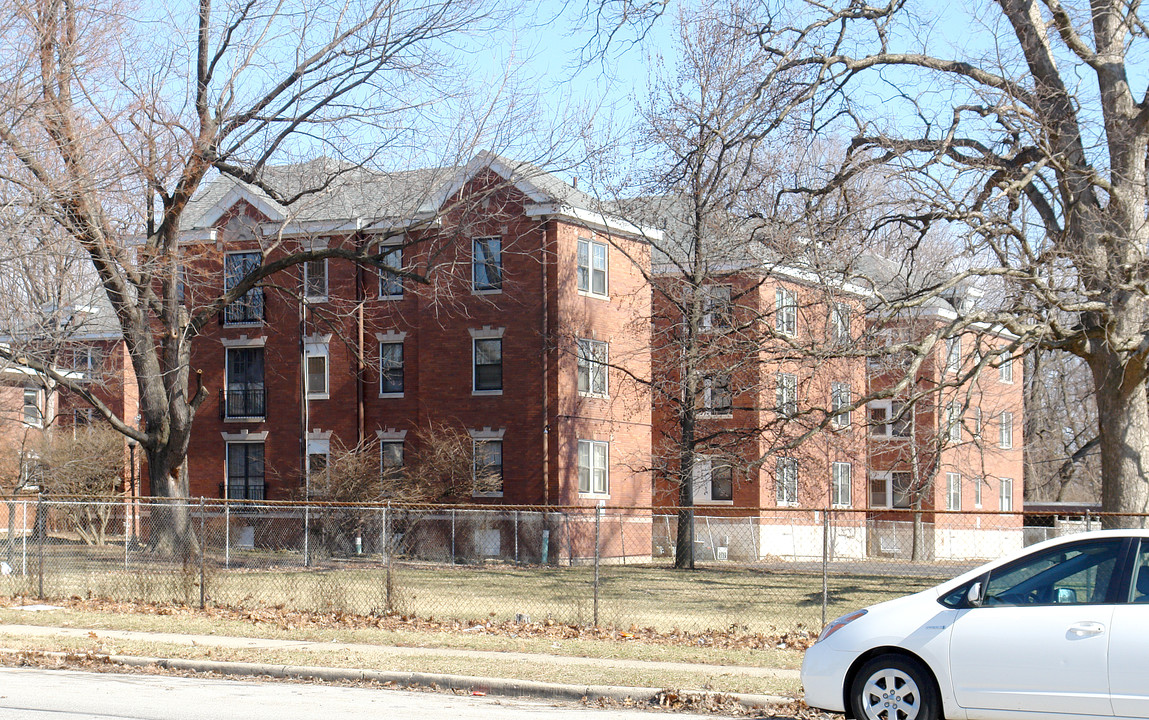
[0,648,792,710]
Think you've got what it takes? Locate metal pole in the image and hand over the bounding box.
[385,503,392,612]
[304,503,311,568]
[21,500,27,577]
[37,493,44,600]
[199,497,206,609]
[450,509,456,565]
[593,506,601,627]
[514,510,519,563]
[225,501,230,570]
[821,506,830,627]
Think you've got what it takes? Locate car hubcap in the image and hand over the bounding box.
[861,668,921,720]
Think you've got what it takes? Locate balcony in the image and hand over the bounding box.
[222,290,264,325]
[220,387,267,420]
[220,480,266,501]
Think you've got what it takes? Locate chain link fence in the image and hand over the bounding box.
[0,497,1114,633]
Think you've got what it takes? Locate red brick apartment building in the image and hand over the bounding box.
[177,153,654,557]
[861,256,1025,560]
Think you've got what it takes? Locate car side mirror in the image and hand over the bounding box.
[967,581,984,607]
[1056,587,1078,604]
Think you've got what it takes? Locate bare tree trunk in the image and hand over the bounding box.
[1091,355,1149,527]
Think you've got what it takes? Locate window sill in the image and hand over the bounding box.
[698,413,734,420]
[776,501,799,508]
[578,392,609,400]
[224,417,266,423]
[379,392,404,399]
[472,288,503,296]
[472,389,503,397]
[307,394,330,401]
[831,503,852,509]
[578,492,610,500]
[472,492,504,498]
[697,499,733,505]
[378,294,404,301]
[223,321,263,328]
[304,296,328,304]
[577,290,610,301]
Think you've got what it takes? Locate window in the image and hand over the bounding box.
[74,407,94,427]
[23,388,42,426]
[974,476,983,507]
[224,347,265,419]
[473,338,503,392]
[577,339,608,397]
[776,373,797,416]
[700,374,733,416]
[472,236,502,291]
[999,356,1014,383]
[973,407,982,438]
[226,442,265,500]
[829,302,850,343]
[869,400,911,437]
[379,245,403,298]
[831,382,851,428]
[946,472,961,511]
[305,341,329,399]
[380,342,404,394]
[577,237,608,296]
[701,284,732,330]
[223,251,263,324]
[832,462,852,507]
[776,287,797,336]
[946,402,962,442]
[64,346,100,380]
[873,471,915,509]
[693,456,733,502]
[1000,477,1014,511]
[303,259,327,300]
[776,457,798,506]
[381,441,404,481]
[945,336,961,374]
[308,450,328,483]
[473,439,503,496]
[578,440,610,495]
[981,539,1121,606]
[999,411,1014,448]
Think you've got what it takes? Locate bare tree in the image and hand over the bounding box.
[0,0,566,552]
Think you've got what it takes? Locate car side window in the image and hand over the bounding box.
[982,539,1122,606]
[1130,541,1149,603]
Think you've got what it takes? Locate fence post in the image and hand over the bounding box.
[619,512,626,565]
[225,501,230,570]
[821,507,830,628]
[1085,509,1092,532]
[514,510,519,563]
[199,497,206,609]
[21,500,27,577]
[450,509,456,565]
[384,503,392,613]
[304,502,311,568]
[37,492,44,600]
[124,495,130,571]
[593,505,601,627]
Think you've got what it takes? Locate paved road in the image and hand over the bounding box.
[0,668,720,719]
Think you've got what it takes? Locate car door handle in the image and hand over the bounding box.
[1068,622,1106,637]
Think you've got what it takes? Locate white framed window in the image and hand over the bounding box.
[829,302,850,343]
[946,472,961,511]
[869,400,911,437]
[999,356,1014,383]
[832,462,852,507]
[225,440,266,501]
[946,402,962,443]
[472,438,504,497]
[223,250,263,325]
[577,237,608,297]
[473,338,502,393]
[379,244,403,298]
[700,374,733,416]
[306,434,330,488]
[23,388,42,427]
[945,336,961,374]
[831,382,851,428]
[304,337,330,400]
[577,339,608,397]
[473,236,502,292]
[303,259,328,301]
[577,439,610,495]
[701,284,732,330]
[776,457,798,506]
[381,441,404,480]
[692,455,733,503]
[999,411,1014,449]
[1000,477,1014,511]
[225,345,267,420]
[974,476,983,508]
[776,372,797,417]
[776,287,797,336]
[870,471,913,509]
[380,342,404,395]
[64,345,101,380]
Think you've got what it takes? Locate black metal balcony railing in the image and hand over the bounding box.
[219,480,267,501]
[222,290,264,324]
[220,387,267,420]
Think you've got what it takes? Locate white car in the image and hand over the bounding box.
[801,529,1149,720]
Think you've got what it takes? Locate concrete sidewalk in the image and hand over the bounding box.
[0,623,801,711]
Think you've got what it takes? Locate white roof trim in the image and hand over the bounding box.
[525,202,663,241]
[425,151,553,212]
[196,182,287,229]
[177,228,219,244]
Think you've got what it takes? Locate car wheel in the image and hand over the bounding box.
[849,654,940,720]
